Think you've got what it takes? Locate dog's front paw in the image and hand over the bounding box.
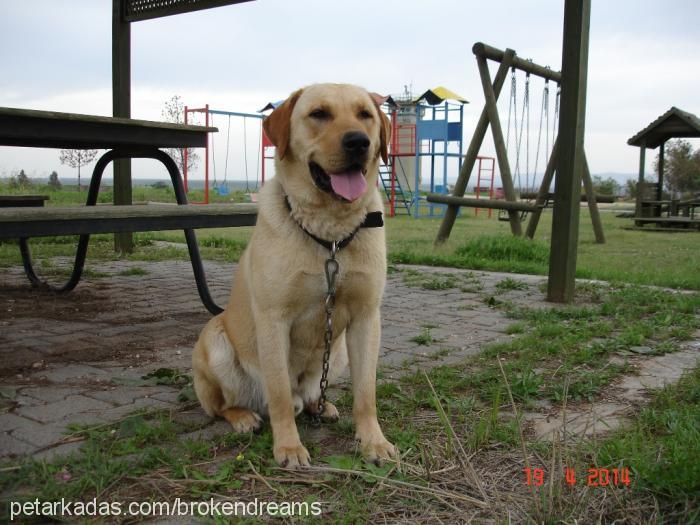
[274,442,310,468]
[359,437,396,466]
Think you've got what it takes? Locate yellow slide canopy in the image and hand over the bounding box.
[415,86,468,105]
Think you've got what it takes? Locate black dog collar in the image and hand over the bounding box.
[284,196,383,252]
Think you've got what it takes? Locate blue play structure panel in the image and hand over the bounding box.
[447,122,462,141]
[416,119,447,141]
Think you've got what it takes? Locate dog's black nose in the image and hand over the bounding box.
[342,131,370,157]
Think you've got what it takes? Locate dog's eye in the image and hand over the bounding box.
[309,109,330,120]
[358,109,373,120]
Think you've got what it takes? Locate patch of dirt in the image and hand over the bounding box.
[1,284,114,321]
[0,282,205,380]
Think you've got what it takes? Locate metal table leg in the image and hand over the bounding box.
[18,147,224,315]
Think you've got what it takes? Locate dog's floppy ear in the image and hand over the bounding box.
[373,101,391,165]
[263,89,303,160]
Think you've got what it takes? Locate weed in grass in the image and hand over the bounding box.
[429,348,453,361]
[484,295,503,308]
[334,418,356,437]
[116,266,148,276]
[495,277,529,293]
[505,322,527,335]
[387,424,420,452]
[574,281,606,302]
[410,327,434,346]
[402,269,459,291]
[457,303,477,310]
[39,259,110,279]
[510,367,544,403]
[468,390,506,451]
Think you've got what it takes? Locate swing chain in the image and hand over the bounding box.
[506,67,517,150]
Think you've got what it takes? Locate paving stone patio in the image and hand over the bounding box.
[1,258,698,461]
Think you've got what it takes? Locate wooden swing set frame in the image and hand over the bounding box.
[432,42,605,244]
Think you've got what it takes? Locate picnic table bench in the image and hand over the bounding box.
[634,194,700,230]
[0,106,258,314]
[0,195,49,208]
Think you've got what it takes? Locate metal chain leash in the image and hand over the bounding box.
[313,241,339,425]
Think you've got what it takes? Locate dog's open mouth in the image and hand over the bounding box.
[309,161,367,202]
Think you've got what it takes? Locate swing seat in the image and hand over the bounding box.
[498,209,529,222]
[215,184,230,196]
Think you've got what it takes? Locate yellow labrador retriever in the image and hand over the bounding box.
[193,83,396,467]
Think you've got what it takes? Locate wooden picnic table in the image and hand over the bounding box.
[0,106,258,314]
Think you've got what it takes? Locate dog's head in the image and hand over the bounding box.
[263,83,391,204]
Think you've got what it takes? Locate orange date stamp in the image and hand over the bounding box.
[523,467,631,487]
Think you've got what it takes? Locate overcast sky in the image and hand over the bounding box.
[1,0,698,185]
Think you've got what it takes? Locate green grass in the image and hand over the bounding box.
[0,181,249,206]
[595,367,700,520]
[2,332,699,523]
[385,210,700,290]
[396,281,699,407]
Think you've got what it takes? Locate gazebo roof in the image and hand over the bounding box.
[628,106,700,149]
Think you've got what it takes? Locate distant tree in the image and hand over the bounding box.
[8,176,19,189]
[59,149,98,191]
[591,175,620,196]
[16,169,32,189]
[48,170,62,190]
[161,94,200,175]
[654,139,700,197]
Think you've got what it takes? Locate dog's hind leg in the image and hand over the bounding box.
[192,363,223,418]
[193,315,264,433]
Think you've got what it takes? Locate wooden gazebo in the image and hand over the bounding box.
[627,107,700,229]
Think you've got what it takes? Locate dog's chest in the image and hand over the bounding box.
[288,267,373,346]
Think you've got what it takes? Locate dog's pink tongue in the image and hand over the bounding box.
[328,170,367,202]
